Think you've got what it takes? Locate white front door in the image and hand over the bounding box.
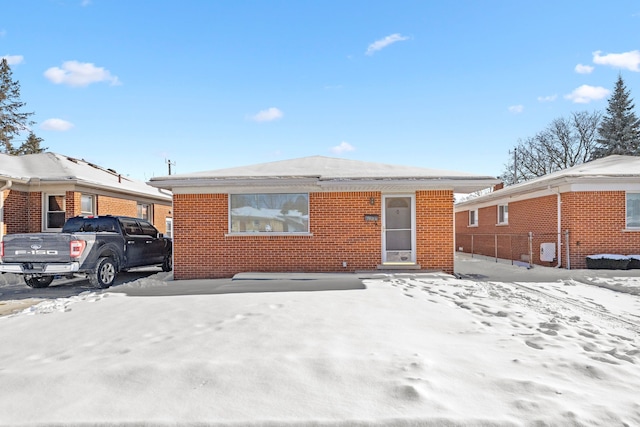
[382,195,416,264]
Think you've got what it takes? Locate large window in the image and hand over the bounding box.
[497,204,508,225]
[627,193,640,229]
[81,194,95,216]
[46,194,66,231]
[230,193,309,233]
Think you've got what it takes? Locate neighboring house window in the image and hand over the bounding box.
[45,194,66,231]
[229,193,309,233]
[137,203,151,221]
[81,194,95,216]
[497,204,508,225]
[469,209,478,227]
[627,193,640,229]
[165,217,173,238]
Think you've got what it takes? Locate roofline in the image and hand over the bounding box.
[148,176,501,194]
[1,175,172,201]
[455,174,640,208]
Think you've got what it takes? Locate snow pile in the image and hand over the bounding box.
[1,272,639,426]
[18,291,111,315]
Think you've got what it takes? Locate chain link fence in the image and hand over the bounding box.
[456,232,568,268]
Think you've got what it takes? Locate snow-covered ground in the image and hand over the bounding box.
[1,257,640,426]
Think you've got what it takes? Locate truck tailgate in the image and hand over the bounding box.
[1,233,75,263]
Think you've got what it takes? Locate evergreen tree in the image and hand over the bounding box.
[0,58,36,154]
[591,75,640,159]
[16,131,47,155]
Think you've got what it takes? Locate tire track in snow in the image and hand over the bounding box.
[502,281,640,334]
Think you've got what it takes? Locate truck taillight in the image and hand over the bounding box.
[70,240,86,258]
[0,242,4,258]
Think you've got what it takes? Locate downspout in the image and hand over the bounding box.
[0,180,13,242]
[556,189,562,268]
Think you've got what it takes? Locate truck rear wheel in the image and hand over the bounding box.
[24,275,54,288]
[90,257,117,289]
[162,253,172,272]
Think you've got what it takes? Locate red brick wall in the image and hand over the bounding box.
[457,191,640,269]
[562,191,640,269]
[27,193,42,232]
[456,195,559,265]
[97,196,137,218]
[3,189,29,234]
[3,190,170,234]
[153,204,172,234]
[417,190,454,274]
[172,191,455,279]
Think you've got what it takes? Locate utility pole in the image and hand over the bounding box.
[165,159,175,175]
[512,148,517,183]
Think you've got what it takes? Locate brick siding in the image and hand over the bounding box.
[456,191,640,269]
[172,190,455,280]
[97,196,138,218]
[2,189,170,234]
[562,191,640,269]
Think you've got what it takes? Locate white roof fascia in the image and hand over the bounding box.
[27,177,171,202]
[318,178,498,193]
[455,176,640,212]
[153,177,499,194]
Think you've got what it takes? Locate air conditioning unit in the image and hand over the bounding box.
[540,242,556,262]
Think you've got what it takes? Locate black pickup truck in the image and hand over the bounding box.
[0,215,172,289]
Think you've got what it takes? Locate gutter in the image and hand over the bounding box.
[0,180,13,242]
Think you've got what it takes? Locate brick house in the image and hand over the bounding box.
[148,156,499,279]
[455,155,640,269]
[0,152,173,241]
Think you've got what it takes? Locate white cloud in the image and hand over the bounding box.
[329,141,355,154]
[508,105,524,114]
[249,107,283,122]
[537,95,557,102]
[575,64,594,74]
[592,50,640,72]
[2,55,24,65]
[366,33,409,55]
[40,118,74,131]
[44,61,121,87]
[81,0,92,6]
[564,85,610,104]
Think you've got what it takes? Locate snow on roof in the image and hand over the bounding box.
[0,152,171,201]
[456,155,640,207]
[149,155,500,193]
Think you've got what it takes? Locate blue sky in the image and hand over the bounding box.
[2,1,640,181]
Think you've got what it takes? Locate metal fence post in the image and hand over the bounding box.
[565,229,570,270]
[471,234,474,258]
[528,232,533,268]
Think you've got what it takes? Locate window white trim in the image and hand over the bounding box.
[81,194,95,216]
[468,209,478,227]
[43,193,66,232]
[137,203,152,221]
[497,204,508,225]
[228,193,310,234]
[626,192,640,229]
[165,217,173,239]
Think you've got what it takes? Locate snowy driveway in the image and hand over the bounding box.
[1,256,640,425]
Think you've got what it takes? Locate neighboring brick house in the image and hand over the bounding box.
[0,152,173,241]
[455,155,640,269]
[148,156,498,279]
